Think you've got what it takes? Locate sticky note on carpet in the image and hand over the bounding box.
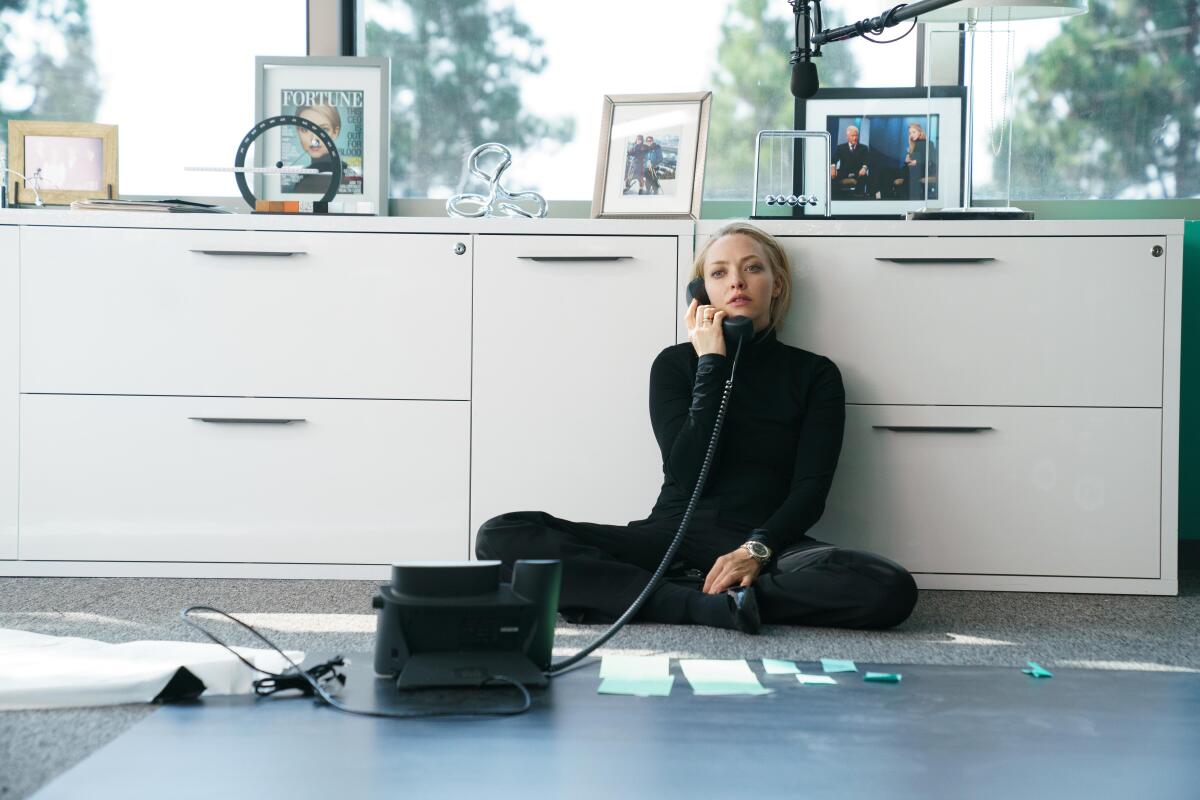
[1022,661,1053,678]
[762,659,801,674]
[863,672,902,682]
[679,659,771,696]
[821,658,858,673]
[795,674,838,685]
[597,676,675,697]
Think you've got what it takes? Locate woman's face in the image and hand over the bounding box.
[909,125,921,141]
[701,234,782,334]
[297,108,339,159]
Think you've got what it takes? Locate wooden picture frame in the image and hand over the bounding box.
[592,91,712,220]
[6,120,118,206]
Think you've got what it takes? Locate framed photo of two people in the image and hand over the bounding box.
[592,91,712,220]
[802,87,966,217]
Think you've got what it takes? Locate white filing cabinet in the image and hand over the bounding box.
[469,234,680,546]
[0,212,1182,593]
[14,220,476,575]
[1,226,17,560]
[697,220,1182,595]
[0,213,691,578]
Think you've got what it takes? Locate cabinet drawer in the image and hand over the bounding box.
[20,226,471,399]
[470,235,677,537]
[0,226,17,559]
[19,394,470,563]
[776,236,1165,406]
[807,405,1161,578]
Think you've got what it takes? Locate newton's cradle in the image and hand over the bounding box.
[751,130,832,218]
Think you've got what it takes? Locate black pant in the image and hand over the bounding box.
[475,510,919,630]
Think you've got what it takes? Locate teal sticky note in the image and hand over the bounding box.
[599,654,669,680]
[863,672,902,682]
[686,680,773,696]
[820,658,858,673]
[1022,661,1053,678]
[679,659,772,696]
[795,673,838,686]
[597,676,675,697]
[762,659,801,675]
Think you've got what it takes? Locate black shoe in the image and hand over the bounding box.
[725,586,761,635]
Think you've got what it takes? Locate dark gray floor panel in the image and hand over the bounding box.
[33,657,1200,799]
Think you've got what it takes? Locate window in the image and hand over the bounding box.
[364,0,919,202]
[989,0,1199,200]
[0,0,307,197]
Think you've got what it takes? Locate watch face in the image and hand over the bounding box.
[746,542,769,559]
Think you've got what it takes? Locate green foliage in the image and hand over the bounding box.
[367,1,573,197]
[705,0,859,199]
[0,0,102,149]
[1009,0,1200,198]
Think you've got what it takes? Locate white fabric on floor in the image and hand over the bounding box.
[0,628,304,710]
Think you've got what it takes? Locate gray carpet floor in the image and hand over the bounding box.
[3,572,1199,799]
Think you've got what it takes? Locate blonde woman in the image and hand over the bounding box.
[476,222,918,634]
[903,122,939,200]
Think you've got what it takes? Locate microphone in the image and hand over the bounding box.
[790,58,819,99]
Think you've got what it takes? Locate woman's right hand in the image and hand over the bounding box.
[686,298,727,357]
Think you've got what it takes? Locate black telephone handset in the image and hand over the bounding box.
[686,277,754,350]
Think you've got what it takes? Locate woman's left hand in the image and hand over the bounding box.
[702,548,762,594]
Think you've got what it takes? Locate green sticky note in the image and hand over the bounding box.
[820,658,858,673]
[679,659,772,696]
[1022,661,1053,678]
[686,680,773,696]
[863,672,902,682]
[762,659,801,674]
[599,654,669,680]
[795,673,838,686]
[597,676,675,697]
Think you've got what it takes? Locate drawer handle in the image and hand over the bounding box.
[875,257,996,264]
[190,249,307,258]
[517,256,632,262]
[873,425,994,433]
[189,417,307,425]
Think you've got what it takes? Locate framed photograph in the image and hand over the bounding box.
[255,56,390,215]
[592,92,712,219]
[6,120,118,206]
[801,87,966,218]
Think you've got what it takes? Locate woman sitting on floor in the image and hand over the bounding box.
[476,222,918,633]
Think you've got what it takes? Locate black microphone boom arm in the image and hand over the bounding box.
[811,0,964,45]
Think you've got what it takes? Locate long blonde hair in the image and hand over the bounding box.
[691,222,793,333]
[906,122,926,156]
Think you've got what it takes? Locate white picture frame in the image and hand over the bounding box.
[255,55,390,215]
[592,92,712,220]
[803,87,966,218]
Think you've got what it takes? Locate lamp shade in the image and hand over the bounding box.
[918,0,1088,22]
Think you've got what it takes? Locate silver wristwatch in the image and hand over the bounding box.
[740,540,772,566]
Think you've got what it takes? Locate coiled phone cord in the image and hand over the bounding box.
[546,335,746,676]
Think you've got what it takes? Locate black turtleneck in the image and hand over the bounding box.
[642,328,846,554]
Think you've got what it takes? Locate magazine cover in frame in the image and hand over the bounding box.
[255,56,389,214]
[802,87,965,217]
[279,88,364,196]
